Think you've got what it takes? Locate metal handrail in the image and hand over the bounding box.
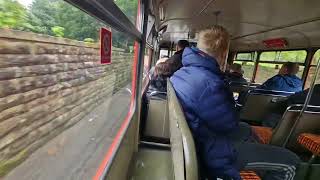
[283,57,320,147]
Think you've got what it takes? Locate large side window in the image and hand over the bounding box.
[233,52,256,81]
[255,50,307,84]
[305,50,320,88]
[0,0,139,178]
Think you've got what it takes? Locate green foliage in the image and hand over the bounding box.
[0,0,29,30]
[114,0,138,23]
[0,0,138,49]
[27,0,60,35]
[260,50,307,63]
[84,38,95,43]
[55,1,102,41]
[51,26,64,37]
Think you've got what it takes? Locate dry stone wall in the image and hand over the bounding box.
[0,29,133,176]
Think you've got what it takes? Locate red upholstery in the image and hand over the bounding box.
[240,171,261,180]
[251,126,272,144]
[297,133,320,156]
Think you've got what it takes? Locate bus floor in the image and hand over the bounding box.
[4,87,132,180]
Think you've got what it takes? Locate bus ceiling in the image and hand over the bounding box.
[153,0,320,51]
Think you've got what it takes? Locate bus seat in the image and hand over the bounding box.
[147,90,167,100]
[167,80,199,180]
[240,90,292,124]
[251,105,320,153]
[240,171,261,180]
[278,106,320,153]
[252,126,273,144]
[229,82,249,93]
[269,105,301,147]
[144,96,169,139]
[298,133,320,156]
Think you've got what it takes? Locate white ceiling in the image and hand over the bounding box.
[153,0,320,51]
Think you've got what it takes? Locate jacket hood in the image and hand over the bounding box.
[261,74,303,92]
[280,75,302,88]
[182,47,222,74]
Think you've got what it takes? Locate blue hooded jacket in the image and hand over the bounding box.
[259,74,303,92]
[170,47,241,179]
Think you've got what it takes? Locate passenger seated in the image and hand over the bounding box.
[168,40,190,69]
[149,61,172,93]
[259,62,302,92]
[170,26,300,180]
[149,58,182,93]
[226,63,248,84]
[148,57,169,81]
[142,59,180,136]
[263,84,320,128]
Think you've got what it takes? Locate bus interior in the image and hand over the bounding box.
[1,0,320,180]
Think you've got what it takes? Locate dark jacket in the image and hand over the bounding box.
[170,47,240,180]
[287,84,320,106]
[259,74,303,92]
[226,72,248,84]
[149,73,167,92]
[169,50,183,69]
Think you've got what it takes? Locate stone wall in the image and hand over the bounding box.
[0,29,133,176]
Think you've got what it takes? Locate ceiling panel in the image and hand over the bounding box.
[155,0,320,50]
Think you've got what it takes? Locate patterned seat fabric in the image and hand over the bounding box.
[240,171,261,180]
[297,133,320,156]
[251,126,272,144]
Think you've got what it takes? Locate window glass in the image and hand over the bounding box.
[233,61,255,81]
[160,49,169,58]
[142,48,153,91]
[311,49,320,65]
[305,66,320,89]
[143,48,152,78]
[260,52,277,61]
[260,51,307,63]
[236,53,253,61]
[0,0,136,179]
[255,63,304,84]
[305,49,320,88]
[113,0,138,25]
[255,63,280,83]
[278,51,307,63]
[233,52,256,81]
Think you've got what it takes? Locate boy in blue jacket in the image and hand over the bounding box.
[259,62,302,92]
[171,26,300,180]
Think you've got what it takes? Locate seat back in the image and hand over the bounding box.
[240,90,292,123]
[271,105,320,153]
[144,97,169,138]
[167,80,198,180]
[229,82,249,93]
[270,106,301,146]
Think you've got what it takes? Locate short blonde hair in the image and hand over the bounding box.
[197,26,230,58]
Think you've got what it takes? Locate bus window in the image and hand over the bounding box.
[234,52,256,81]
[0,0,138,179]
[143,48,152,77]
[113,0,138,25]
[160,49,169,58]
[305,49,320,88]
[255,50,306,84]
